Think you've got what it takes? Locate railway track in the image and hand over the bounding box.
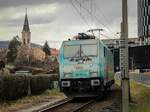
[39,99,94,112]
[38,98,94,112]
[38,98,72,112]
[38,85,121,112]
[82,85,122,112]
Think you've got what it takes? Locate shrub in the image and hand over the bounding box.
[0,78,3,98]
[0,74,54,101]
[30,75,52,94]
[49,74,58,81]
[0,75,29,100]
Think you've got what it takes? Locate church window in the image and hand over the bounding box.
[23,39,26,45]
[28,38,30,43]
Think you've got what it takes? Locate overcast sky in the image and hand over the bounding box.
[0,0,137,48]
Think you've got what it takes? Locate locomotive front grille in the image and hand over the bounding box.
[61,78,101,90]
[72,80,90,89]
[61,78,104,96]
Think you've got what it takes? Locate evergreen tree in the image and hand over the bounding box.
[43,41,51,56]
[6,36,21,63]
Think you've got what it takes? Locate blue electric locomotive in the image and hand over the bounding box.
[59,33,115,97]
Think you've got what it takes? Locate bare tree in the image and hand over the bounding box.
[15,46,33,67]
[6,36,21,63]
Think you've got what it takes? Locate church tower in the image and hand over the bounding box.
[22,9,31,48]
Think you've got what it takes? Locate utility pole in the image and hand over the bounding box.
[120,0,129,112]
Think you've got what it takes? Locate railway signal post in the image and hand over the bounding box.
[121,0,129,112]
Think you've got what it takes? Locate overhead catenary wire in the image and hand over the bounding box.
[94,3,120,38]
[70,0,92,30]
[88,0,119,39]
[35,40,63,44]
[89,0,98,29]
[71,0,101,33]
[69,0,119,39]
[70,0,99,31]
[74,0,119,39]
[74,0,108,29]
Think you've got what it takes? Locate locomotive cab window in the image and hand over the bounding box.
[64,45,80,58]
[81,44,97,57]
[63,44,97,58]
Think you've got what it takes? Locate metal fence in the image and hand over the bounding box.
[115,71,150,85]
[129,73,150,85]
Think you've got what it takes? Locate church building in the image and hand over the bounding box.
[19,9,45,61]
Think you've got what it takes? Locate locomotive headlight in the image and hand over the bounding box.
[91,79,100,86]
[91,72,98,77]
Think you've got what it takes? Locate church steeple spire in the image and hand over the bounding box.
[22,8,31,48]
[22,8,30,32]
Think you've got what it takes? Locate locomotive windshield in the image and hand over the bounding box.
[64,44,97,58]
[64,45,80,58]
[81,44,97,57]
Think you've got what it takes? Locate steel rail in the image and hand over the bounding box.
[72,100,95,112]
[38,98,94,112]
[38,98,73,112]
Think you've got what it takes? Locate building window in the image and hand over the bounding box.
[143,7,145,16]
[148,6,150,15]
[148,0,150,5]
[148,25,150,34]
[144,17,145,26]
[28,38,30,44]
[146,0,148,6]
[146,7,148,15]
[146,16,148,25]
[23,39,26,45]
[143,0,145,7]
[148,16,150,24]
[145,0,147,6]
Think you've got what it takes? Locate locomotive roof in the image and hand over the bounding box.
[62,39,112,55]
[63,39,109,49]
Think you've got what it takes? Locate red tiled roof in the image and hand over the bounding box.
[50,48,59,56]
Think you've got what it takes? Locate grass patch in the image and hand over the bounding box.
[0,89,64,112]
[129,82,150,112]
[41,89,64,96]
[115,80,150,112]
